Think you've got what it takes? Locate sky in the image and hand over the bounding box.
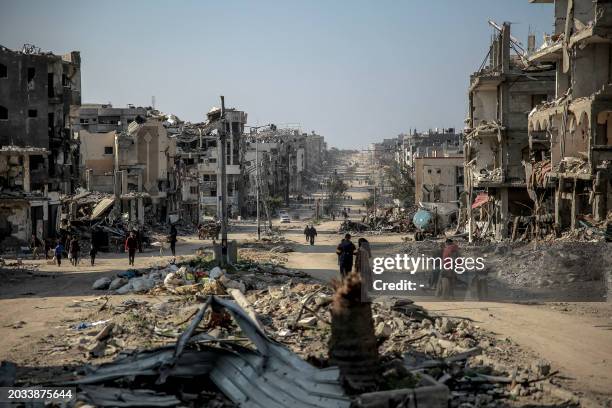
[0,0,555,149]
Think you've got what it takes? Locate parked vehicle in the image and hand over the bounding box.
[279,213,291,223]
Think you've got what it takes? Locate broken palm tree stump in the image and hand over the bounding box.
[329,271,380,394]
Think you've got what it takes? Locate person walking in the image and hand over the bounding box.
[54,240,64,267]
[354,238,373,302]
[125,231,138,266]
[69,236,80,266]
[303,225,311,243]
[31,234,43,259]
[309,225,317,245]
[336,233,356,278]
[169,224,178,257]
[89,237,98,266]
[437,239,459,299]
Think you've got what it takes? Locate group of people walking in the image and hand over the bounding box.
[334,234,471,301]
[303,225,318,245]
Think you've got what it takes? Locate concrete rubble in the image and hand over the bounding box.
[0,254,585,407]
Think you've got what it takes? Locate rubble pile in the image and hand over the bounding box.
[17,277,571,407]
[339,208,417,234]
[90,255,313,296]
[399,240,610,300]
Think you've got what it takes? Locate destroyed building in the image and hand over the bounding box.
[526,0,612,231]
[0,44,81,193]
[463,22,556,239]
[398,129,463,170]
[79,118,177,225]
[69,103,147,135]
[0,44,81,248]
[172,108,247,220]
[242,128,310,210]
[414,156,464,204]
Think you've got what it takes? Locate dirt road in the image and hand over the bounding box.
[282,223,612,399]
[1,201,611,401]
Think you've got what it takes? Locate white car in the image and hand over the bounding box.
[279,213,291,223]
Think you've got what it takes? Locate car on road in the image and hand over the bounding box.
[279,213,291,223]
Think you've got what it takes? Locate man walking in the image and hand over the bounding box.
[169,224,178,257]
[125,231,138,266]
[308,225,317,245]
[89,236,98,266]
[336,233,356,278]
[54,239,64,267]
[69,236,80,266]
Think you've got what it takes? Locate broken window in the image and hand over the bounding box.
[104,146,113,155]
[0,106,7,120]
[190,186,197,194]
[0,63,7,78]
[62,73,69,87]
[47,73,54,97]
[28,109,37,118]
[27,67,35,82]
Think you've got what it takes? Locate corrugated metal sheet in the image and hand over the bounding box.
[72,296,350,408]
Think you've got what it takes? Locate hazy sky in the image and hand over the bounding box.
[1,1,554,148]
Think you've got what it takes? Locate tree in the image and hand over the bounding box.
[385,165,415,208]
[325,175,348,215]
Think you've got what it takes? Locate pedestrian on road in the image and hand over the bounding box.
[89,237,98,266]
[309,225,317,245]
[437,238,459,299]
[354,237,373,302]
[31,234,43,259]
[336,233,356,278]
[303,225,310,243]
[125,231,138,266]
[69,236,80,266]
[44,239,51,259]
[170,224,178,257]
[54,240,64,267]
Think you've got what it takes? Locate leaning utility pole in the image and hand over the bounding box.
[219,96,228,266]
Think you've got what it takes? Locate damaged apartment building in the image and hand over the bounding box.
[463,22,556,240]
[243,128,315,215]
[173,108,247,222]
[78,114,178,226]
[526,0,612,232]
[0,44,81,248]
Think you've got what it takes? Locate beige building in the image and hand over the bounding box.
[415,156,464,203]
[527,0,612,230]
[78,118,177,224]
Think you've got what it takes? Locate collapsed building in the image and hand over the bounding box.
[526,0,612,232]
[173,108,247,221]
[0,44,81,248]
[463,22,556,240]
[78,118,177,226]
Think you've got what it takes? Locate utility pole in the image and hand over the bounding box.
[254,129,261,240]
[219,96,228,266]
[373,186,377,216]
